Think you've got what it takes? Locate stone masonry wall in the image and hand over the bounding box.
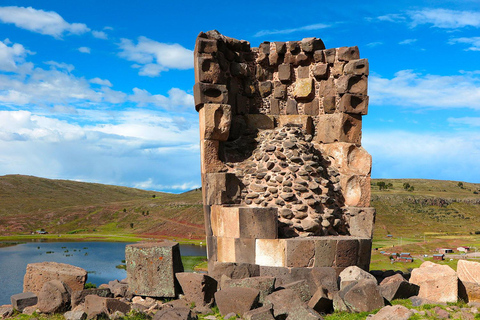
[194,30,375,270]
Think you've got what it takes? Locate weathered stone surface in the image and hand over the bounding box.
[337,75,368,95]
[338,46,360,61]
[368,305,413,320]
[216,237,255,264]
[283,279,313,303]
[126,241,184,298]
[208,261,260,284]
[294,78,314,101]
[71,288,113,308]
[314,238,337,268]
[256,239,285,267]
[204,173,242,205]
[314,113,362,144]
[335,239,360,268]
[215,287,260,317]
[84,295,131,319]
[457,259,480,302]
[10,292,37,312]
[108,279,129,298]
[199,104,232,141]
[334,279,384,313]
[285,99,298,115]
[284,238,315,268]
[243,304,275,320]
[304,98,319,116]
[278,115,313,135]
[278,64,292,82]
[195,57,223,84]
[23,262,87,295]
[340,174,371,207]
[194,83,228,110]
[301,37,325,52]
[318,143,372,176]
[200,139,223,173]
[211,205,278,239]
[379,273,419,301]
[339,266,377,290]
[153,307,197,320]
[344,207,375,238]
[175,273,217,307]
[37,280,71,314]
[344,59,369,76]
[308,287,333,314]
[222,276,275,304]
[339,94,369,115]
[410,261,458,303]
[64,310,87,320]
[245,114,275,129]
[265,289,321,319]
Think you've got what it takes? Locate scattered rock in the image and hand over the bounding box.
[410,261,458,303]
[10,292,37,312]
[37,280,71,314]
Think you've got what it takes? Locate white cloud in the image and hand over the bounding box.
[118,36,193,76]
[92,30,108,39]
[0,39,33,72]
[129,87,193,110]
[399,39,417,45]
[364,130,480,183]
[90,78,112,87]
[408,9,480,29]
[448,117,480,127]
[376,9,480,29]
[0,6,90,38]
[366,41,383,47]
[44,61,74,72]
[78,47,91,54]
[370,70,480,109]
[254,23,330,37]
[0,110,201,192]
[449,37,480,51]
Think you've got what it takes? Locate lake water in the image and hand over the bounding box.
[0,241,206,305]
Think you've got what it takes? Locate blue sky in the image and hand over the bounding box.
[0,0,479,192]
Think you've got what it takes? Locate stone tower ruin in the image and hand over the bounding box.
[194,30,375,276]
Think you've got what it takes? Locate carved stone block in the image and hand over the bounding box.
[314,113,362,144]
[339,94,369,115]
[194,83,228,110]
[199,104,232,141]
[337,75,368,96]
[338,46,360,61]
[278,115,313,135]
[344,59,369,76]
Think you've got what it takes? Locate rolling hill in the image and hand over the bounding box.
[1,175,480,245]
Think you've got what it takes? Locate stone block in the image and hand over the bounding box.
[64,310,87,320]
[206,235,217,261]
[285,99,298,115]
[379,274,419,301]
[278,115,313,135]
[357,238,373,270]
[194,83,228,111]
[313,238,337,268]
[273,82,287,99]
[339,94,369,115]
[323,95,336,114]
[199,104,232,141]
[231,62,249,77]
[195,56,223,84]
[313,50,324,63]
[270,98,280,115]
[283,280,314,302]
[313,63,329,80]
[71,288,112,308]
[338,46,360,61]
[304,98,319,116]
[319,77,336,97]
[125,242,184,298]
[37,280,71,314]
[204,173,242,205]
[297,66,310,78]
[287,41,300,53]
[369,305,413,320]
[409,261,458,303]
[265,289,321,319]
[222,276,275,304]
[335,279,384,313]
[84,295,130,319]
[339,266,377,290]
[278,64,292,82]
[337,75,368,95]
[11,292,37,312]
[211,205,278,239]
[308,287,334,314]
[331,62,345,77]
[335,238,359,268]
[107,279,129,298]
[284,238,315,267]
[256,239,286,267]
[344,207,376,238]
[301,37,325,52]
[245,114,275,130]
[274,42,286,54]
[215,287,260,317]
[175,272,217,307]
[294,78,314,101]
[200,139,223,173]
[243,304,275,320]
[344,59,369,75]
[23,262,87,295]
[340,174,371,207]
[317,143,372,175]
[295,52,310,66]
[217,237,256,264]
[324,48,336,64]
[196,37,217,54]
[259,82,272,98]
[314,113,362,144]
[153,307,195,320]
[208,262,260,283]
[456,260,480,302]
[269,51,281,66]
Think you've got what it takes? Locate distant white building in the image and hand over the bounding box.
[438,248,453,254]
[457,246,470,253]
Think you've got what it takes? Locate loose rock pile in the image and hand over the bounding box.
[6,259,480,320]
[226,124,346,237]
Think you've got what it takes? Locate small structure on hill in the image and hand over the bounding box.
[194,30,375,276]
[438,248,453,254]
